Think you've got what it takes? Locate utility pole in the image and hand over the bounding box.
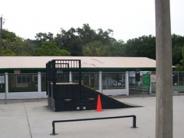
[155,0,173,138]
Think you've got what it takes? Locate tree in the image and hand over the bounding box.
[34,41,70,56]
[125,35,156,59]
[55,24,115,56]
[83,41,110,56]
[0,29,33,56]
[172,34,184,65]
[176,46,184,70]
[1,27,184,64]
[32,32,70,56]
[108,40,126,56]
[35,32,54,42]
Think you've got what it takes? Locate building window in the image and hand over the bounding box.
[9,73,37,92]
[72,72,99,90]
[82,72,99,90]
[0,74,5,93]
[102,72,126,89]
[16,75,31,87]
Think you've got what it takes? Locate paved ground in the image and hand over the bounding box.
[0,96,184,138]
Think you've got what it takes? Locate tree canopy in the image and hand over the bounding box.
[0,24,184,70]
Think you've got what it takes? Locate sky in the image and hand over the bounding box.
[0,0,184,41]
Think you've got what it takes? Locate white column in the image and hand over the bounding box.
[125,71,129,96]
[38,72,41,92]
[149,82,152,95]
[149,73,152,94]
[99,71,102,93]
[69,71,72,83]
[5,72,8,102]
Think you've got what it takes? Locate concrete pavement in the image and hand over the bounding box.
[0,96,184,138]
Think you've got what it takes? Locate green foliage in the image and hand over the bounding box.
[1,25,184,71]
[0,48,16,56]
[172,34,184,65]
[83,41,110,56]
[55,24,115,56]
[176,47,184,71]
[33,32,70,56]
[34,41,70,56]
[125,35,156,59]
[108,40,126,56]
[0,30,32,56]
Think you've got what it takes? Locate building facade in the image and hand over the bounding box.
[0,56,156,99]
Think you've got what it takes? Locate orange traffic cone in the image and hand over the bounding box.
[96,94,102,112]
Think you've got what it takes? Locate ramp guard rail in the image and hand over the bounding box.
[51,115,137,135]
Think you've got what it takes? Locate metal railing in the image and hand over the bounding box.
[51,115,137,135]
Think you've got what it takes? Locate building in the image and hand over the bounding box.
[0,56,156,99]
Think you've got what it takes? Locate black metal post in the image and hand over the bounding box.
[52,121,56,135]
[79,60,82,86]
[132,115,137,128]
